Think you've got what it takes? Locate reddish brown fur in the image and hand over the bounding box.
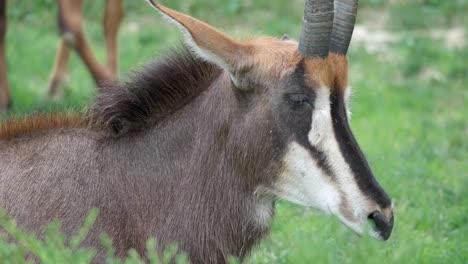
[301,54,349,92]
[328,53,349,90]
[245,37,301,79]
[241,39,347,93]
[0,113,87,140]
[303,57,335,89]
[154,2,249,70]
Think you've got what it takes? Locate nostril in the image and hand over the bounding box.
[368,211,383,227]
[368,211,393,240]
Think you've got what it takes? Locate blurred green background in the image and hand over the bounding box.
[1,0,467,263]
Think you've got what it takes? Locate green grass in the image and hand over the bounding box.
[1,0,467,263]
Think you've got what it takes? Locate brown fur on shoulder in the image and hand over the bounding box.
[0,112,87,140]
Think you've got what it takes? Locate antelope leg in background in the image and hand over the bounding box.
[0,0,10,112]
[57,0,114,87]
[104,0,124,77]
[47,39,71,97]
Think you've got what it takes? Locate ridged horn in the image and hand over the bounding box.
[330,0,359,55]
[298,0,334,58]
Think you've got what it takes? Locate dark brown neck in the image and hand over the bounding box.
[101,72,274,262]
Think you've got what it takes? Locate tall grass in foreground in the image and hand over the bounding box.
[0,209,189,264]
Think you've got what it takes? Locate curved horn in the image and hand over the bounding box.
[298,0,334,58]
[330,0,359,55]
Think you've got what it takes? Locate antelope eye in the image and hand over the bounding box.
[285,93,312,106]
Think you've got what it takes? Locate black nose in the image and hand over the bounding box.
[368,210,394,240]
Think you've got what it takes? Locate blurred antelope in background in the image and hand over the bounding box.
[0,0,394,263]
[0,0,124,112]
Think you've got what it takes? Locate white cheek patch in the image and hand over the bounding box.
[274,142,340,214]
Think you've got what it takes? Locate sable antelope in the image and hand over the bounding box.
[0,0,124,112]
[0,0,394,263]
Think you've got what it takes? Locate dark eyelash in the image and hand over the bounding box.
[286,93,311,105]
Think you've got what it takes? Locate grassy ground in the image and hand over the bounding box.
[1,0,467,263]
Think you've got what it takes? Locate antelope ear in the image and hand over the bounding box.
[147,1,252,86]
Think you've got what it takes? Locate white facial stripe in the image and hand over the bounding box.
[274,87,373,235]
[344,86,353,120]
[309,87,334,146]
[344,85,352,103]
[311,88,369,224]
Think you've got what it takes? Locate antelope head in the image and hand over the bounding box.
[147,0,394,240]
